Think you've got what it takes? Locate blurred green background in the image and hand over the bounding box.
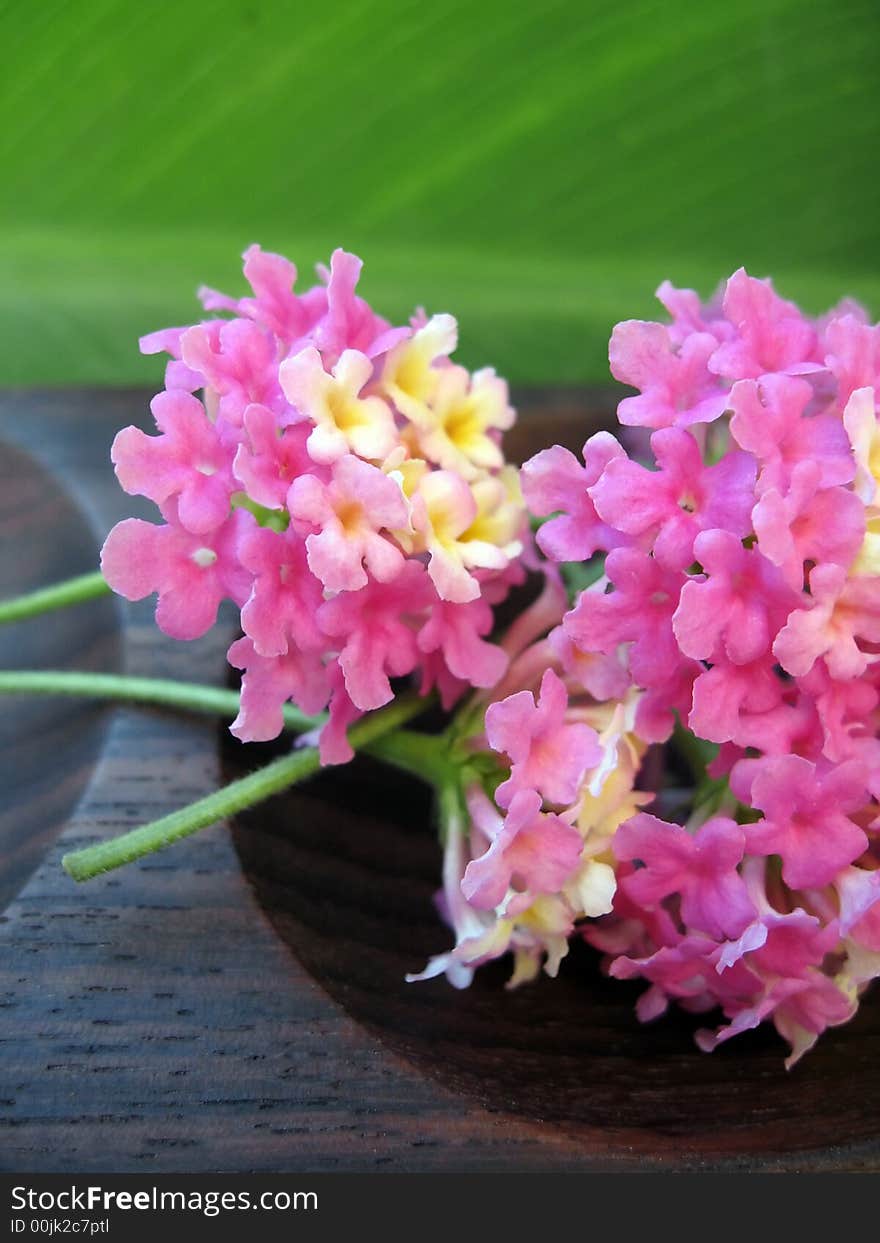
[2,0,879,388]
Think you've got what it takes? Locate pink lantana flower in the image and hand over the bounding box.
[614,813,755,941]
[317,563,434,711]
[199,243,323,346]
[512,265,880,1060]
[729,373,854,496]
[589,427,756,570]
[232,405,313,511]
[673,529,801,666]
[237,525,324,658]
[485,668,602,809]
[752,461,865,590]
[312,248,409,364]
[101,505,252,641]
[318,671,364,767]
[462,788,584,914]
[279,346,398,465]
[109,248,880,1063]
[228,635,330,743]
[688,656,784,745]
[773,562,880,681]
[564,547,687,689]
[520,432,629,563]
[609,934,757,1023]
[109,244,526,764]
[111,390,235,534]
[609,319,729,428]
[655,279,731,347]
[288,454,407,593]
[798,661,880,765]
[744,754,869,888]
[416,596,509,700]
[181,318,286,425]
[739,907,842,979]
[634,658,701,745]
[825,314,880,412]
[696,973,855,1066]
[548,625,630,704]
[707,268,819,380]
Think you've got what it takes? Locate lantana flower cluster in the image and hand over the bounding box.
[486,269,880,1064]
[408,570,653,992]
[97,248,880,1065]
[101,246,526,762]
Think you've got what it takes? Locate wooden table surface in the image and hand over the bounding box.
[0,388,878,1174]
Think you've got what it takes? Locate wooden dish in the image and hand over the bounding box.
[0,388,877,1173]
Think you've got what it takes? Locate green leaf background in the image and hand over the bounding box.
[2,0,878,387]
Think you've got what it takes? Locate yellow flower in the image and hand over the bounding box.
[279,346,397,464]
[844,386,880,507]
[412,364,515,479]
[380,314,457,420]
[460,467,524,556]
[851,514,880,577]
[575,694,652,847]
[412,470,513,602]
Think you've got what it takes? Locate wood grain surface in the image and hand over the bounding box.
[0,388,878,1173]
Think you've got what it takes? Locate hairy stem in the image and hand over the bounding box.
[364,727,453,788]
[0,670,321,733]
[63,744,325,881]
[0,571,110,624]
[62,689,432,881]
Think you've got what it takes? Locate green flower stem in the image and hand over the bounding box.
[364,727,453,788]
[0,670,321,733]
[63,744,325,882]
[435,770,468,846]
[61,689,431,882]
[0,570,110,624]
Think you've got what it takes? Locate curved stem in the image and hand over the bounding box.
[0,670,322,733]
[364,727,452,788]
[436,771,468,846]
[61,689,432,882]
[0,571,110,624]
[63,744,324,881]
[0,668,434,759]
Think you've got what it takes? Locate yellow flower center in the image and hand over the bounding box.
[392,349,432,403]
[336,499,364,535]
[327,384,367,432]
[443,398,483,452]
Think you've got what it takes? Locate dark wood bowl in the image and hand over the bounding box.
[1,388,878,1173]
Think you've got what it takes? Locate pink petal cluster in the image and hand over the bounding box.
[409,579,654,990]
[434,268,880,1064]
[102,246,527,761]
[556,269,879,1059]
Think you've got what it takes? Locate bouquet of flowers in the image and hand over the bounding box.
[3,247,878,1066]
